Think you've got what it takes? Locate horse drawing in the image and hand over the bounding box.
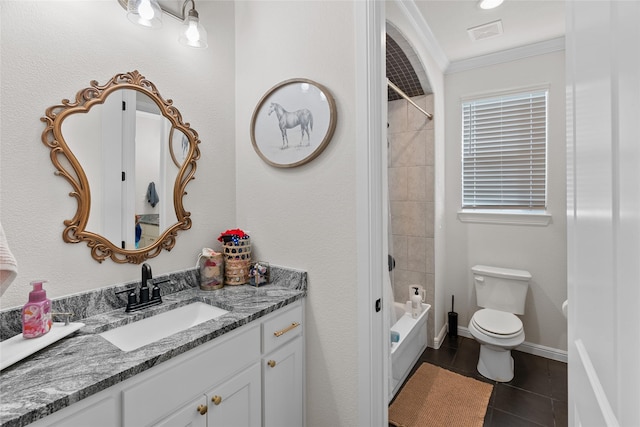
[267,102,313,148]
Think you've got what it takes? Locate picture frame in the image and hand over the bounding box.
[250,78,337,168]
[169,127,189,168]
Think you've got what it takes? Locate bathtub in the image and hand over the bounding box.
[390,301,430,400]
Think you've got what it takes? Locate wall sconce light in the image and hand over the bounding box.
[177,3,208,48]
[118,0,208,48]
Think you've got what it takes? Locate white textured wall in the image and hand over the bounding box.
[234,2,359,426]
[0,1,236,308]
[444,52,568,351]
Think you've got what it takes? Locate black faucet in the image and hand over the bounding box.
[116,263,163,312]
[140,263,152,303]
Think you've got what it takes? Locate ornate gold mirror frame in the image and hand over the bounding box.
[41,70,200,264]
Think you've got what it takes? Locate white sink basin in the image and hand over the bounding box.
[100,302,228,352]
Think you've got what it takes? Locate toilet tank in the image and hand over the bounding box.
[472,265,531,315]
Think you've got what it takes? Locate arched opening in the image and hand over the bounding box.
[385,21,436,400]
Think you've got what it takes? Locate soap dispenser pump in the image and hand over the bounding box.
[411,286,422,319]
[22,281,52,338]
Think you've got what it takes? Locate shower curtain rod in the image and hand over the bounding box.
[387,78,433,120]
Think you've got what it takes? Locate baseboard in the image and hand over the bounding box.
[432,323,448,350]
[457,326,568,363]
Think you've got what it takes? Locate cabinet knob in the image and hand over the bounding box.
[197,404,208,415]
[267,359,276,368]
[212,395,222,405]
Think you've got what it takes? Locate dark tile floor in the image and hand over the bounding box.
[393,335,568,427]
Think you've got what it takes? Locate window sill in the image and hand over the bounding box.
[457,209,552,226]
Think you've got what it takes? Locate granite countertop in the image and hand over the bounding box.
[0,266,306,427]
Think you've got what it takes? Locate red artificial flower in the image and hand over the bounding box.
[217,228,248,242]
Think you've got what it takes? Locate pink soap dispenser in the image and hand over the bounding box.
[22,281,52,339]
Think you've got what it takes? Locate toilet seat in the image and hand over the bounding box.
[472,309,523,339]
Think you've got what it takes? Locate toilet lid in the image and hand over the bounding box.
[472,309,523,337]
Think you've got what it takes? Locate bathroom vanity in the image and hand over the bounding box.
[0,267,306,427]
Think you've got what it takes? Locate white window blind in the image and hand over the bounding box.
[462,90,547,209]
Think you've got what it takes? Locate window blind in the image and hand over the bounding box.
[462,90,547,209]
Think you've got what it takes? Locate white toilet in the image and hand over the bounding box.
[467,265,531,382]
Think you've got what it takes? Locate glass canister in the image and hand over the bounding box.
[197,248,224,290]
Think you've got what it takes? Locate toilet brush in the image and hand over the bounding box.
[448,295,458,338]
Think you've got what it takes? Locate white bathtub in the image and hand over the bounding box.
[390,301,430,400]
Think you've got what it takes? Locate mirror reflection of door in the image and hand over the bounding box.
[131,92,162,250]
[61,89,178,250]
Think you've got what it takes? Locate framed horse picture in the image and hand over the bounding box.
[251,78,337,168]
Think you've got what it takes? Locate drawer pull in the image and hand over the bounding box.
[197,404,208,415]
[267,360,276,368]
[273,322,300,337]
[212,395,222,405]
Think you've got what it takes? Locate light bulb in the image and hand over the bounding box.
[185,19,200,43]
[127,0,162,29]
[478,0,504,10]
[138,0,154,21]
[178,10,208,48]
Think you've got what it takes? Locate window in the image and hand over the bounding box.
[462,89,547,210]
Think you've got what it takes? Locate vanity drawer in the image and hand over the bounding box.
[262,302,303,354]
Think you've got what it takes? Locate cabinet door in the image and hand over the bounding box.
[122,325,260,427]
[263,336,303,427]
[207,362,261,427]
[153,395,207,427]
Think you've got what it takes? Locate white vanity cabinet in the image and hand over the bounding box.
[152,394,207,427]
[27,299,304,427]
[43,393,119,427]
[262,302,304,427]
[122,323,261,427]
[263,337,304,427]
[153,363,261,427]
[204,363,262,426]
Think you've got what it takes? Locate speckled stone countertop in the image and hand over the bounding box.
[0,266,306,427]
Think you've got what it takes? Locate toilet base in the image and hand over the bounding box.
[477,344,514,382]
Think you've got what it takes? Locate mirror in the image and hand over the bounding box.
[41,70,201,264]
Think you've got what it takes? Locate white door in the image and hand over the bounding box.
[566,1,640,426]
[100,90,125,247]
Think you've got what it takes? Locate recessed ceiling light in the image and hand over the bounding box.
[478,0,504,10]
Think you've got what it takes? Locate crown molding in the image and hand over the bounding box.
[394,0,450,72]
[446,36,566,74]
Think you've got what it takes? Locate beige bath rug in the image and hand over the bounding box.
[389,363,493,427]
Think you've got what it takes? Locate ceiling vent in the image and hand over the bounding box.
[467,20,503,41]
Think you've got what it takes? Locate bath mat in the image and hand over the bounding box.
[389,363,493,427]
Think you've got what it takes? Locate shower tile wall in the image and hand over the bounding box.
[388,94,435,346]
